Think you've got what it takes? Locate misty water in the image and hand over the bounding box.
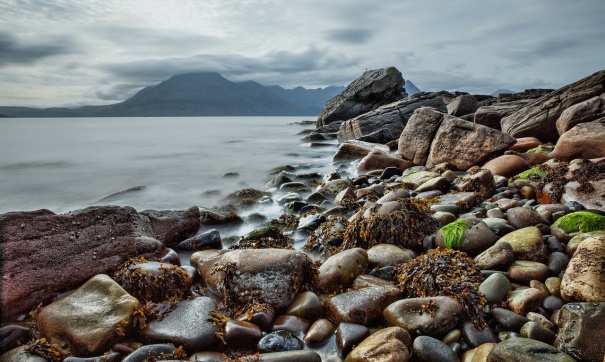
[0,117,338,226]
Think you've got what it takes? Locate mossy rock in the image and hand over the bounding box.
[516,166,550,180]
[554,211,605,234]
[244,225,283,241]
[525,146,551,156]
[438,219,467,249]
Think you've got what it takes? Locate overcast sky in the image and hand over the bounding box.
[1,0,604,108]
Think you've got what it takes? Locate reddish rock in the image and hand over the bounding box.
[447,94,479,117]
[357,151,413,173]
[398,107,450,166]
[549,121,605,161]
[333,141,390,161]
[482,155,531,178]
[0,206,199,320]
[556,94,605,135]
[504,150,550,166]
[507,137,542,152]
[474,101,528,130]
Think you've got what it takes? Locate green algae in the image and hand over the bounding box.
[554,212,605,234]
[440,219,467,249]
[516,166,550,180]
[525,147,550,156]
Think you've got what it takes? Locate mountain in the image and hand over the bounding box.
[490,88,517,97]
[0,73,343,117]
[405,80,421,95]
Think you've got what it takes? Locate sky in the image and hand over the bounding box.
[1,0,604,108]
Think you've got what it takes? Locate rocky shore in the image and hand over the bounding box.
[2,66,605,362]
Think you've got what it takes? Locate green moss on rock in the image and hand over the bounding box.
[516,166,550,180]
[440,219,467,249]
[554,211,605,234]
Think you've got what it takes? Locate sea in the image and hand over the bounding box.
[0,117,340,221]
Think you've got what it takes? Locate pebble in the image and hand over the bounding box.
[121,344,176,362]
[258,351,322,362]
[367,244,411,267]
[345,326,410,362]
[474,241,515,270]
[491,308,530,332]
[545,277,562,297]
[411,335,460,362]
[303,319,334,346]
[177,229,222,250]
[237,303,275,331]
[271,315,310,337]
[487,337,575,361]
[520,321,556,345]
[285,291,323,321]
[224,319,262,347]
[383,296,462,338]
[548,251,570,275]
[317,248,368,294]
[479,272,511,304]
[508,260,550,284]
[507,288,545,315]
[257,330,304,353]
[0,325,30,355]
[335,323,369,358]
[459,320,498,348]
[326,286,401,325]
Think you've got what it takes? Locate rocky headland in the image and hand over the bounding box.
[2,66,605,362]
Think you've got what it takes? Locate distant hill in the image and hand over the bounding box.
[490,88,517,97]
[0,73,343,117]
[405,80,421,95]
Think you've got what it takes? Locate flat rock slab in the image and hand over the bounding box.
[0,205,200,319]
[554,302,605,362]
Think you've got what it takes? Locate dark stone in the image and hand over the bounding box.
[297,213,327,231]
[271,315,310,337]
[121,344,176,362]
[460,320,498,348]
[380,166,404,180]
[237,303,276,331]
[63,353,121,362]
[487,337,575,361]
[548,252,570,276]
[224,319,262,347]
[285,201,308,213]
[554,302,605,362]
[491,308,530,332]
[335,322,369,358]
[412,335,460,362]
[542,295,564,313]
[0,325,31,355]
[159,248,180,266]
[285,291,323,321]
[177,229,222,250]
[257,330,304,353]
[258,351,322,362]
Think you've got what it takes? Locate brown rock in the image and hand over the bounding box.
[508,260,550,284]
[506,207,549,229]
[398,107,451,166]
[447,94,479,117]
[453,169,496,199]
[474,101,528,130]
[0,206,190,320]
[554,302,605,362]
[502,69,605,143]
[507,288,545,315]
[482,155,531,178]
[549,120,605,161]
[383,296,463,337]
[556,93,605,135]
[317,248,368,294]
[505,150,551,166]
[357,151,413,173]
[561,235,605,302]
[507,137,542,152]
[345,326,411,362]
[333,141,390,161]
[326,287,401,325]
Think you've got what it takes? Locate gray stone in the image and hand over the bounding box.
[447,94,479,117]
[0,346,47,362]
[487,337,575,361]
[554,302,605,362]
[491,308,530,332]
[474,101,528,130]
[326,286,401,325]
[412,335,460,362]
[479,273,511,304]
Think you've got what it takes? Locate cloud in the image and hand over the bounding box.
[325,28,374,44]
[0,31,75,66]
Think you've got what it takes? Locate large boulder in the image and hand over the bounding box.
[357,151,414,173]
[556,93,605,135]
[196,248,315,310]
[333,141,390,161]
[561,234,605,302]
[447,94,479,117]
[554,302,605,362]
[0,206,198,320]
[474,101,529,130]
[501,69,605,143]
[397,107,453,166]
[317,67,405,127]
[548,120,605,161]
[337,92,446,143]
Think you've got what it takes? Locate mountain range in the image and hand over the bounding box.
[0,73,345,118]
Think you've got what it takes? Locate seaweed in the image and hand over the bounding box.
[553,211,605,234]
[439,219,467,249]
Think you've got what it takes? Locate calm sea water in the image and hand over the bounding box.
[0,117,337,215]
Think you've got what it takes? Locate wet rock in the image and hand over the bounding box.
[548,251,569,275]
[297,213,326,232]
[223,319,262,347]
[333,141,390,161]
[545,277,562,297]
[140,297,218,352]
[357,150,413,173]
[159,248,180,266]
[121,344,176,362]
[447,94,479,117]
[486,337,575,361]
[62,352,121,362]
[266,171,293,188]
[436,219,499,256]
[474,242,515,271]
[303,319,335,346]
[0,346,47,362]
[554,302,605,362]
[507,288,545,315]
[479,273,511,304]
[37,274,138,357]
[138,207,201,246]
[412,335,460,362]
[549,121,605,160]
[501,69,605,143]
[543,295,564,313]
[257,330,304,353]
[460,320,498,348]
[561,234,605,302]
[188,352,225,362]
[345,326,411,362]
[436,192,478,213]
[258,351,322,362]
[367,244,411,267]
[520,321,556,345]
[0,206,169,319]
[396,170,439,188]
[384,296,462,338]
[415,176,451,194]
[196,249,315,310]
[508,260,550,284]
[506,207,549,229]
[114,261,191,304]
[317,67,405,127]
[495,226,548,262]
[353,274,397,289]
[380,166,404,179]
[285,291,323,321]
[317,248,368,294]
[335,323,369,358]
[236,303,275,331]
[316,179,354,196]
[556,94,605,135]
[482,155,531,178]
[277,192,303,204]
[0,325,30,355]
[326,286,401,325]
[491,308,530,332]
[271,315,310,336]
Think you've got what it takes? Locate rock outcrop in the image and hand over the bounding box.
[447,94,479,117]
[548,120,605,161]
[556,94,605,135]
[474,100,529,130]
[337,92,446,143]
[317,67,405,127]
[501,70,605,143]
[0,206,199,319]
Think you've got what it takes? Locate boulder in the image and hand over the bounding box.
[37,274,138,357]
[474,101,529,130]
[556,93,605,135]
[0,206,195,319]
[333,141,390,161]
[561,234,605,302]
[357,151,413,173]
[383,296,463,337]
[337,92,446,143]
[317,67,405,127]
[548,120,605,161]
[501,69,605,143]
[482,155,531,178]
[317,248,368,294]
[196,249,315,310]
[447,94,479,117]
[487,337,575,362]
[325,286,401,325]
[507,137,542,152]
[554,302,605,362]
[398,107,452,166]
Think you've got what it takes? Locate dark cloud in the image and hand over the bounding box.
[95,83,149,101]
[0,31,74,66]
[325,28,374,44]
[500,37,589,64]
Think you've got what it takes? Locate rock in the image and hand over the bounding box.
[140,297,218,352]
[138,207,201,246]
[460,320,498,348]
[271,315,310,336]
[258,351,322,362]
[435,219,499,256]
[383,296,463,338]
[121,344,176,362]
[520,321,556,345]
[0,325,30,355]
[491,308,530,332]
[345,326,411,362]
[426,116,517,170]
[507,288,545,315]
[415,176,451,193]
[317,67,405,127]
[398,107,453,166]
[317,248,368,294]
[357,151,413,173]
[474,101,528,130]
[561,234,605,302]
[285,292,323,322]
[506,149,551,166]
[486,337,575,361]
[224,319,263,347]
[508,137,543,152]
[412,335,460,362]
[556,93,605,135]
[447,94,479,117]
[0,346,48,362]
[337,92,446,143]
[303,319,335,346]
[237,303,275,332]
[453,169,496,199]
[435,192,478,213]
[502,69,605,143]
[0,206,182,319]
[257,330,304,353]
[37,274,138,357]
[548,252,570,276]
[316,179,354,196]
[396,171,440,189]
[114,261,191,304]
[196,249,315,310]
[474,242,515,270]
[479,273,511,304]
[335,323,369,358]
[549,120,605,160]
[554,302,605,362]
[367,244,411,267]
[495,226,548,262]
[333,141,390,161]
[508,260,550,284]
[482,155,531,178]
[325,286,401,325]
[506,207,549,229]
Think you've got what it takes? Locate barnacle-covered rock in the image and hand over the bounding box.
[393,249,486,327]
[341,198,439,250]
[230,225,293,250]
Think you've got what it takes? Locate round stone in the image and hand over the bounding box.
[285,292,323,321]
[479,272,511,304]
[412,335,459,362]
[257,330,304,353]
